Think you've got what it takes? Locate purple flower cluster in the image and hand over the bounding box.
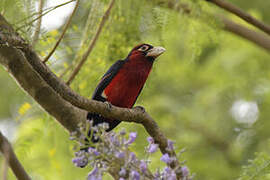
[72,151,88,167]
[70,121,193,180]
[146,137,158,154]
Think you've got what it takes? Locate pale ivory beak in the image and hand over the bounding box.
[146,46,166,58]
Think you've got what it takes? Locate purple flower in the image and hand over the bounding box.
[129,152,137,162]
[154,169,161,180]
[181,166,189,177]
[88,147,100,156]
[119,168,126,177]
[160,153,172,164]
[147,137,154,144]
[167,172,177,180]
[164,167,171,174]
[147,143,158,153]
[163,167,177,180]
[115,151,125,159]
[167,140,175,151]
[125,132,137,145]
[110,134,120,146]
[130,170,140,180]
[139,160,148,173]
[87,167,101,180]
[72,156,88,167]
[119,178,125,180]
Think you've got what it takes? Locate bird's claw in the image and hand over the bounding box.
[104,101,112,111]
[133,106,145,113]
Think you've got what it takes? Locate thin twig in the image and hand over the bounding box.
[0,132,31,180]
[222,16,270,51]
[59,1,98,79]
[32,0,44,48]
[66,0,115,85]
[43,0,80,63]
[162,1,270,51]
[205,0,270,35]
[16,0,76,31]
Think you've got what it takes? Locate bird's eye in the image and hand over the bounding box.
[138,45,149,52]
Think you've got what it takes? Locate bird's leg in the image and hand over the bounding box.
[133,105,145,113]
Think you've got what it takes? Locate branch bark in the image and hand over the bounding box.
[0,46,86,132]
[0,14,183,179]
[0,132,31,180]
[205,0,270,35]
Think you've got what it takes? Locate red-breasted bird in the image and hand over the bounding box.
[87,43,165,142]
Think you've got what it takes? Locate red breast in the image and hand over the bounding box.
[104,54,153,108]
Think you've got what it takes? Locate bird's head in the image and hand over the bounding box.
[127,44,166,62]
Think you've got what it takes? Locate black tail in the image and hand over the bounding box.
[78,113,121,168]
[86,112,121,142]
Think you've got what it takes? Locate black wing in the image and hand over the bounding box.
[87,60,125,137]
[92,60,125,102]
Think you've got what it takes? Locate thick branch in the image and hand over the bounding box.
[0,15,86,132]
[66,0,115,85]
[0,132,31,180]
[205,0,270,35]
[0,46,87,132]
[43,0,80,63]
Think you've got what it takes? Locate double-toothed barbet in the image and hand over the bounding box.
[88,43,165,142]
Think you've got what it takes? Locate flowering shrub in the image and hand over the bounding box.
[70,121,192,180]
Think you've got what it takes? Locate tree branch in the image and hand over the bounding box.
[159,1,270,51]
[43,0,80,63]
[66,0,115,85]
[222,16,270,51]
[205,0,270,35]
[0,131,31,180]
[0,14,183,179]
[32,0,44,48]
[0,46,87,132]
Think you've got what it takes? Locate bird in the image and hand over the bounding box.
[87,43,166,142]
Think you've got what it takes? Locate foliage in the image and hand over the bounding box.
[239,152,270,180]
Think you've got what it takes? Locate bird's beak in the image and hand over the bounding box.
[146,46,166,58]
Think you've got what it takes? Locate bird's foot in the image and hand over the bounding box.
[133,106,145,113]
[104,101,112,111]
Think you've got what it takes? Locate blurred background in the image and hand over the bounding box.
[0,0,270,179]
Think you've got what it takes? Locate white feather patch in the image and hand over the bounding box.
[102,91,107,99]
